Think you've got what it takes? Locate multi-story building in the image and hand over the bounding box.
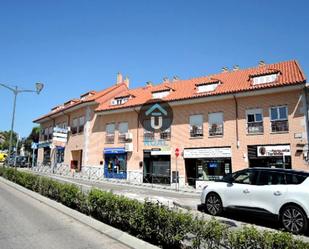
[34,60,309,189]
[34,73,129,171]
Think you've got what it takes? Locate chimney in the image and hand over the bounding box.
[172,76,180,82]
[233,65,240,71]
[259,60,266,67]
[163,77,169,83]
[116,72,123,84]
[146,81,152,87]
[124,76,130,88]
[222,67,228,72]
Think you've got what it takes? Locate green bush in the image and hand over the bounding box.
[1,168,309,249]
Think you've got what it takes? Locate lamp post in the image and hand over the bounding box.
[0,82,44,166]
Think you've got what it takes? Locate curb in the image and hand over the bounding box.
[0,176,159,249]
[27,168,200,196]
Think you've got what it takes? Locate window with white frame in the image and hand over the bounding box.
[106,123,115,144]
[197,83,219,93]
[111,97,128,105]
[270,106,288,132]
[71,118,78,134]
[252,74,278,85]
[78,116,85,133]
[152,90,170,99]
[208,112,224,136]
[246,108,263,134]
[190,114,203,137]
[118,122,128,143]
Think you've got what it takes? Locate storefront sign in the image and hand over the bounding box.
[257,145,291,157]
[37,141,52,149]
[53,127,69,143]
[104,147,126,155]
[208,162,218,168]
[53,127,69,134]
[183,147,231,159]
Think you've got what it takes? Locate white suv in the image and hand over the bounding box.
[201,167,309,234]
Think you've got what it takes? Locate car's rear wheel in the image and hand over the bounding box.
[281,205,308,234]
[205,193,223,216]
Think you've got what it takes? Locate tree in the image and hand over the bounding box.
[0,130,18,152]
[24,126,41,154]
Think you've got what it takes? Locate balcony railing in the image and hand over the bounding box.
[160,131,171,140]
[271,120,289,132]
[144,132,155,141]
[209,124,223,136]
[118,133,126,143]
[247,122,264,134]
[190,126,203,138]
[105,134,115,144]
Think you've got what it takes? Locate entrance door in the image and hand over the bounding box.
[71,150,82,171]
[143,151,171,184]
[185,159,197,186]
[104,154,127,179]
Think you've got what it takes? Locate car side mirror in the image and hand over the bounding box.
[225,174,234,184]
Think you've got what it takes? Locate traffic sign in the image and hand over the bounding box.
[175,148,180,157]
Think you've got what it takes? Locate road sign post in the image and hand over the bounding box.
[175,148,180,191]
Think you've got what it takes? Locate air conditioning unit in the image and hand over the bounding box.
[125,143,133,152]
[125,132,133,140]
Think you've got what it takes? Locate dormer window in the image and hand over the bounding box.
[196,82,219,93]
[80,91,96,100]
[252,73,278,85]
[152,90,170,99]
[111,97,128,106]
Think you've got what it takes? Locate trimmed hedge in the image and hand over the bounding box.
[1,167,309,249]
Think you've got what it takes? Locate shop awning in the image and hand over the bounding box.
[103,148,126,155]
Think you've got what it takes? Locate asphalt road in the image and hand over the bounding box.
[0,181,130,249]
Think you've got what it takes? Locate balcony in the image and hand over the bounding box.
[247,122,264,134]
[105,134,115,144]
[209,124,223,136]
[118,133,126,143]
[271,120,289,133]
[144,131,155,141]
[160,130,171,140]
[190,126,203,138]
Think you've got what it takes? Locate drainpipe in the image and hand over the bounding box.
[233,95,240,148]
[303,87,309,162]
[134,108,140,152]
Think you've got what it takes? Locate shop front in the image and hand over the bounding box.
[56,146,65,164]
[103,148,127,179]
[37,141,52,166]
[248,144,291,169]
[184,147,232,187]
[143,149,171,184]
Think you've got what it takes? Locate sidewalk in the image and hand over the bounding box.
[24,168,201,210]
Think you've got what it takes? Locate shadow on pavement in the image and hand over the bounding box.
[197,204,281,230]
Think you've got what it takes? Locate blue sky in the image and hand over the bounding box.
[0,0,308,137]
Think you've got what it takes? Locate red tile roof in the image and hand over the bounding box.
[96,60,306,112]
[34,83,128,122]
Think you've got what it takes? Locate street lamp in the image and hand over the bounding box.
[0,82,44,165]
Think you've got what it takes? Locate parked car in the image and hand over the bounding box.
[15,156,30,167]
[201,167,309,234]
